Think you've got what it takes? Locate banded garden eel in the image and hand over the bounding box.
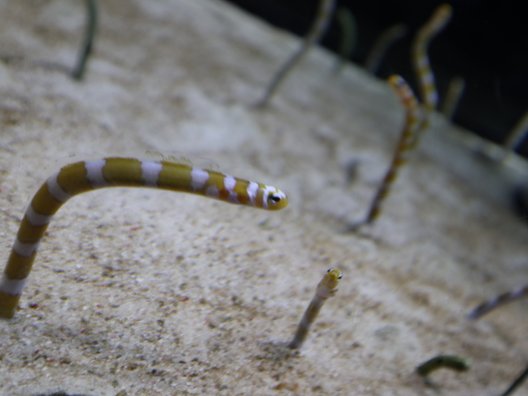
[0,157,288,319]
[364,75,422,225]
[288,267,342,349]
[349,75,422,229]
[412,4,453,113]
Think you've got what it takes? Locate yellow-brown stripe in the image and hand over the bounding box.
[0,157,287,319]
[412,4,452,112]
[352,75,422,228]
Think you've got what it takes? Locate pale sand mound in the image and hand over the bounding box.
[1,1,527,395]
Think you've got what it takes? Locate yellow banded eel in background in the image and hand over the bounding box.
[0,157,288,319]
[349,75,422,230]
[412,4,453,113]
[362,75,422,225]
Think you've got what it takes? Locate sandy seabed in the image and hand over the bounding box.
[1,1,528,395]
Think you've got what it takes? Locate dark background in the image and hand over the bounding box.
[224,0,528,155]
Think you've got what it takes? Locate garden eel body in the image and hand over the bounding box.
[412,4,452,112]
[0,157,288,319]
[351,75,422,229]
[257,0,336,107]
[467,285,528,320]
[288,267,342,349]
[416,355,469,378]
[365,23,407,75]
[367,75,422,223]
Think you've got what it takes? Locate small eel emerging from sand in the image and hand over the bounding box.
[416,355,469,379]
[289,267,342,349]
[0,157,288,319]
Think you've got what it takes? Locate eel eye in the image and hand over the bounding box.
[269,194,281,204]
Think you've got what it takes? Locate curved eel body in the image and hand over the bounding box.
[0,157,288,318]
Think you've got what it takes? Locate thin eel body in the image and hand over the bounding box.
[416,355,469,378]
[257,0,336,107]
[467,284,528,320]
[348,74,422,231]
[288,267,342,349]
[364,75,422,225]
[0,157,287,319]
[412,4,452,112]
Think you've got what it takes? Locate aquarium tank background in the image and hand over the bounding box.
[227,0,528,156]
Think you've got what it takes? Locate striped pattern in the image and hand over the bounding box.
[357,75,422,227]
[288,267,342,350]
[467,285,528,320]
[0,157,288,319]
[412,4,452,112]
